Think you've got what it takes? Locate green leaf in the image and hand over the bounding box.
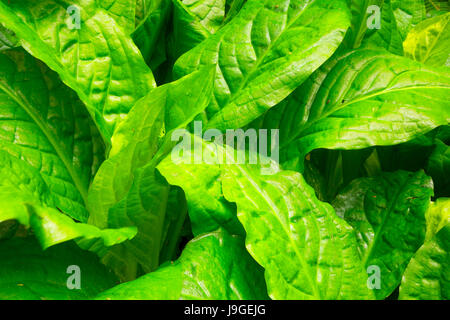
[174,0,351,131]
[179,0,226,34]
[159,135,374,299]
[0,237,119,300]
[362,1,404,55]
[171,0,226,59]
[374,126,450,176]
[403,12,450,69]
[0,48,104,221]
[0,149,136,250]
[2,201,137,251]
[332,170,433,299]
[265,49,450,172]
[96,230,268,300]
[399,223,450,300]
[0,0,156,143]
[89,67,216,226]
[221,159,373,299]
[98,0,136,34]
[303,159,328,202]
[88,67,215,280]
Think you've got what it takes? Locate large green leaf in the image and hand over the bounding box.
[403,12,450,69]
[0,0,156,143]
[173,0,351,131]
[88,67,215,280]
[0,149,136,250]
[0,198,136,252]
[332,170,433,299]
[0,237,119,300]
[221,164,373,300]
[262,49,450,172]
[0,48,104,221]
[399,198,450,300]
[96,230,268,300]
[159,135,374,299]
[89,67,216,227]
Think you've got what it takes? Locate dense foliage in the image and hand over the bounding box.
[0,0,448,300]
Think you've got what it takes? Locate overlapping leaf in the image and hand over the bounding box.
[0,149,136,250]
[221,162,373,299]
[0,48,103,221]
[158,136,374,300]
[174,0,351,131]
[88,67,215,280]
[0,0,156,142]
[261,49,450,171]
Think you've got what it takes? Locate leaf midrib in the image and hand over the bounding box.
[280,84,450,150]
[0,80,89,204]
[351,0,371,49]
[0,2,121,143]
[209,0,316,118]
[361,175,411,266]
